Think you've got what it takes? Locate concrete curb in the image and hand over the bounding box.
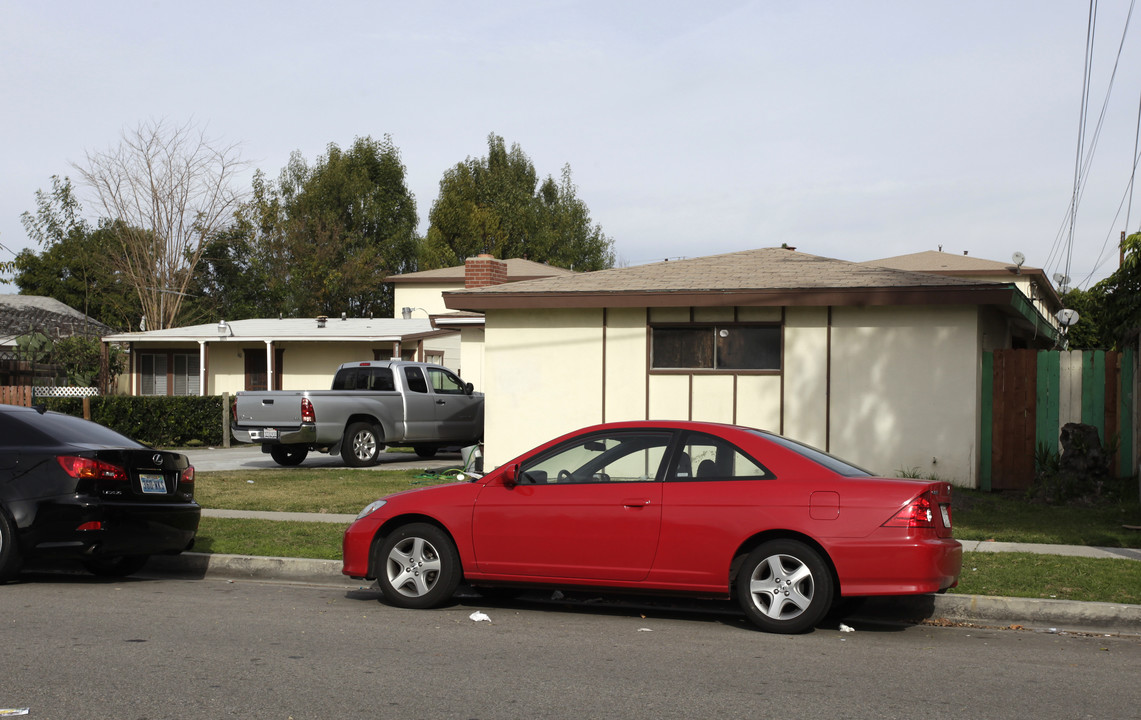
[146,552,1141,635]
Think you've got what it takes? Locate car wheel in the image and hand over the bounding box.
[377,523,461,609]
[342,422,381,467]
[413,446,437,459]
[269,444,309,466]
[736,539,833,634]
[82,555,150,578]
[0,510,23,582]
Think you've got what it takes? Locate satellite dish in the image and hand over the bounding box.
[1012,251,1026,268]
[1052,272,1069,284]
[1056,308,1080,327]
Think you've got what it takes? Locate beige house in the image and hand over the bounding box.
[103,316,451,396]
[443,248,1062,486]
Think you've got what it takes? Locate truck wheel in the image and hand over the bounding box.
[342,422,381,467]
[269,444,308,466]
[414,446,438,458]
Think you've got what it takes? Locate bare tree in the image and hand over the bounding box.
[75,119,248,329]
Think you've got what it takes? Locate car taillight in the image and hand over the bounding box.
[301,397,315,423]
[181,466,195,485]
[883,492,936,529]
[57,456,128,481]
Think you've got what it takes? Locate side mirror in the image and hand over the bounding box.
[464,382,474,396]
[501,463,520,488]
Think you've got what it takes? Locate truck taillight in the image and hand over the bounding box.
[301,397,315,423]
[883,492,936,529]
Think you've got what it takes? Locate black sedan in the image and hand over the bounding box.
[0,404,200,579]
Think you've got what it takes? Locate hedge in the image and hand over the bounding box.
[40,395,229,448]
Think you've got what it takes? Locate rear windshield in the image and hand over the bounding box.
[332,366,395,391]
[746,429,873,477]
[0,410,144,449]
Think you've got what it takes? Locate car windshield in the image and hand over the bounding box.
[746,430,873,477]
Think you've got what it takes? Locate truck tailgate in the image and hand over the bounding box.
[234,392,305,426]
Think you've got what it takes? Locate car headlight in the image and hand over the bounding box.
[356,499,387,520]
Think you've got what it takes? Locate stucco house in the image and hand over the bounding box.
[442,247,1062,486]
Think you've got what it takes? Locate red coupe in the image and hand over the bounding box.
[342,421,962,633]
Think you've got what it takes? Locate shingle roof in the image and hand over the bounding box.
[859,250,1027,273]
[443,247,1016,311]
[0,294,111,341]
[388,258,575,284]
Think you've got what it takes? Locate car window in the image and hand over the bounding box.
[745,429,873,477]
[368,368,395,391]
[403,367,428,394]
[669,432,770,481]
[0,410,144,448]
[428,367,465,395]
[520,432,672,484]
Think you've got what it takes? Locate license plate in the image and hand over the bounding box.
[263,428,278,439]
[940,504,952,528]
[140,473,167,494]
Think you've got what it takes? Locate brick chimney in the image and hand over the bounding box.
[465,254,508,288]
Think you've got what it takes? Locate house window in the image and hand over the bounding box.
[139,351,199,396]
[651,325,781,371]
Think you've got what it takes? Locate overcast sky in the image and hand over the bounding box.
[2,1,1139,292]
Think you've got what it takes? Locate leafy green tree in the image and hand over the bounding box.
[422,133,614,271]
[5,176,141,331]
[222,136,420,318]
[1061,232,1141,350]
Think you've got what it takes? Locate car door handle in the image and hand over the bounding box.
[623,498,651,508]
[435,399,446,405]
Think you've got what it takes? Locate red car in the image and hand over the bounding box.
[342,421,961,633]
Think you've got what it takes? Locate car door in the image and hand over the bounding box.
[400,366,438,441]
[471,430,672,582]
[424,366,481,442]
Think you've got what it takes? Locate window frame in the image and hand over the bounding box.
[649,322,782,374]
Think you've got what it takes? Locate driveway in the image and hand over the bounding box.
[183,443,465,472]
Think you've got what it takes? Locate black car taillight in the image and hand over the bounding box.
[180,466,195,485]
[882,492,936,529]
[57,456,128,481]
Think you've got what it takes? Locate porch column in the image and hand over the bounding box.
[265,341,275,391]
[198,340,207,396]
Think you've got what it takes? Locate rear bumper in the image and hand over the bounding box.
[231,423,317,445]
[20,498,201,559]
[830,536,963,596]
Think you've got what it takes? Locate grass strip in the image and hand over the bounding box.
[953,489,1141,548]
[194,517,347,560]
[194,468,460,515]
[951,552,1141,604]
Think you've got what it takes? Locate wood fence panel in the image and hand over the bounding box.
[991,349,1037,490]
[0,386,33,407]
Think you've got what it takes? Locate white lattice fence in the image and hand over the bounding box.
[32,386,100,398]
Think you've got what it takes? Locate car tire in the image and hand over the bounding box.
[269,444,309,466]
[413,446,437,459]
[342,422,381,467]
[0,510,23,582]
[82,555,150,578]
[377,523,461,609]
[736,539,833,634]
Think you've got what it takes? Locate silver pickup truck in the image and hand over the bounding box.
[230,361,484,467]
